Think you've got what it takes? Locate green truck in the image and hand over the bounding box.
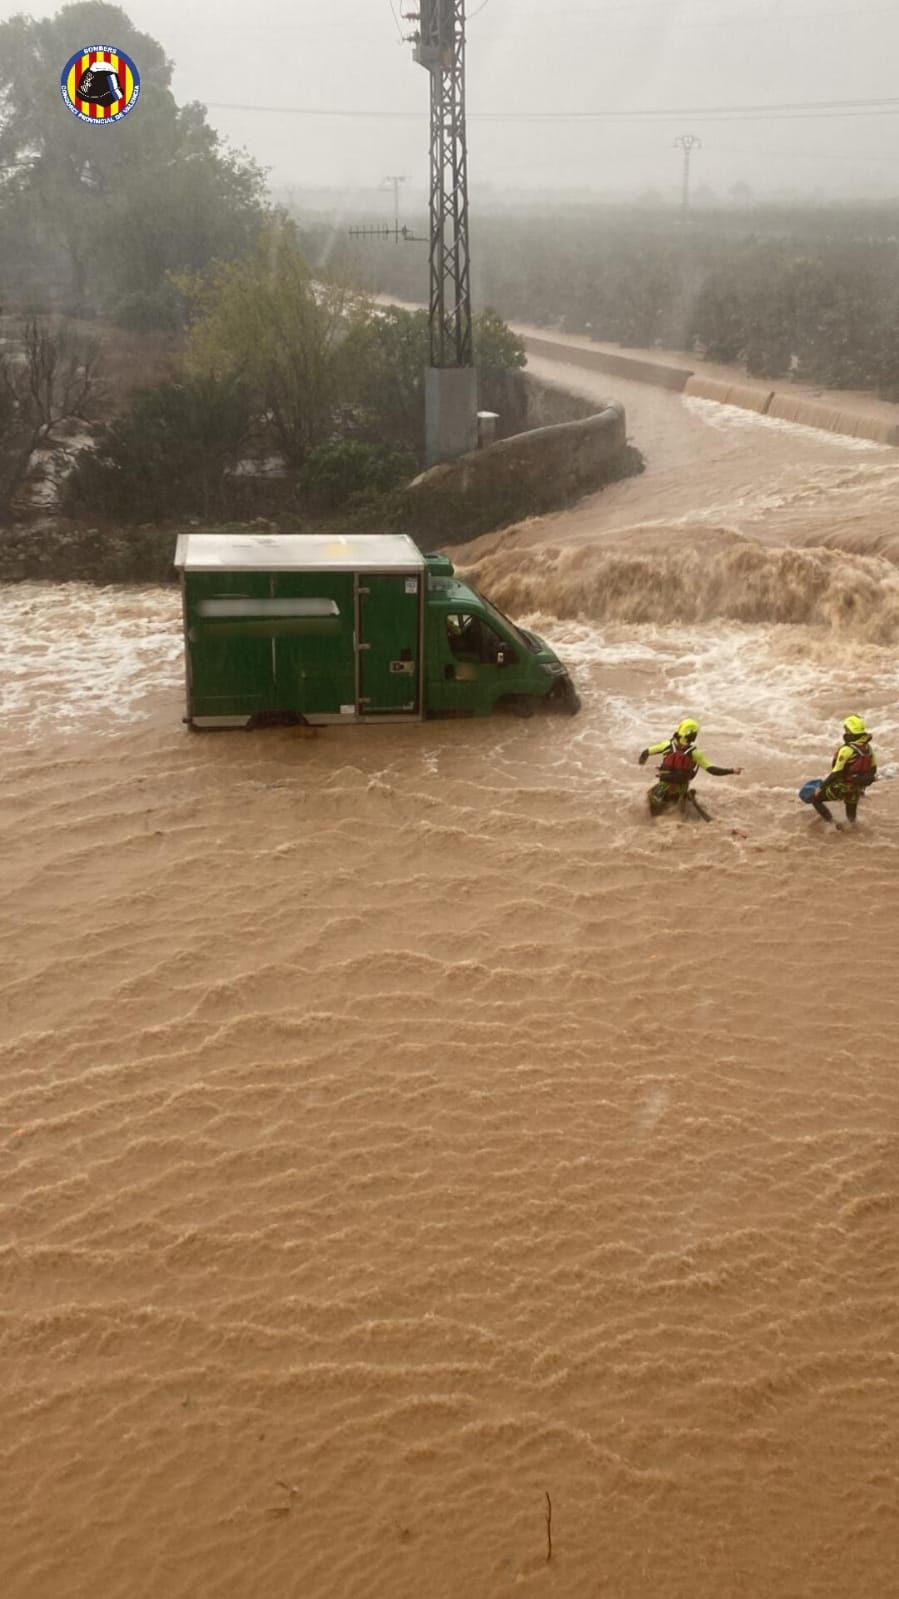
[175,531,580,727]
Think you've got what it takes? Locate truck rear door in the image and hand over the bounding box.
[187,572,274,718]
[272,572,355,715]
[357,573,422,716]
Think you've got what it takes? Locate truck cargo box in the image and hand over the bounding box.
[175,532,426,727]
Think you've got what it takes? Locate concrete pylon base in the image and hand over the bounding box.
[425,366,478,466]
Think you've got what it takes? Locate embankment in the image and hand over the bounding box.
[0,370,621,583]
[522,333,690,392]
[515,327,899,448]
[397,402,632,549]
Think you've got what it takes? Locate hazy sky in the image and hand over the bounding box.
[9,0,899,202]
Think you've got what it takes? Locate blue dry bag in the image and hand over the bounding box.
[799,778,824,804]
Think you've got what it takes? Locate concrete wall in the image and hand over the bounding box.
[766,393,899,446]
[521,331,899,449]
[398,401,628,549]
[425,365,478,464]
[684,374,775,414]
[523,334,692,391]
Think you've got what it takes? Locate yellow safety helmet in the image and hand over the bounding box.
[676,718,700,739]
[843,715,868,737]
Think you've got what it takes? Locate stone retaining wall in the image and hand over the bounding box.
[520,372,597,428]
[397,401,630,549]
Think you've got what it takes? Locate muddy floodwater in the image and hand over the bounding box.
[2,361,898,1599]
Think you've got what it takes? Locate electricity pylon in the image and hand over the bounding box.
[381,174,409,232]
[674,133,702,214]
[412,0,477,461]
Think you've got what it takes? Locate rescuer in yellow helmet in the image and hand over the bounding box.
[807,715,877,826]
[638,719,742,819]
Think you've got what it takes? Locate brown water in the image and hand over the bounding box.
[2,366,898,1599]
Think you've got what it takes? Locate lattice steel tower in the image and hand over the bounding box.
[413,0,477,460]
[414,0,473,367]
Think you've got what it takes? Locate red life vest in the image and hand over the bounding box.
[834,740,875,789]
[658,741,697,788]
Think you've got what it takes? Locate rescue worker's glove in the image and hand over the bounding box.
[638,750,649,765]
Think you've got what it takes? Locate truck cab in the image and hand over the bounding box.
[423,554,580,718]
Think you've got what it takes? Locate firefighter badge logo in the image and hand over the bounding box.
[60,45,140,124]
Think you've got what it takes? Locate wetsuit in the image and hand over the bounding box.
[811,739,877,824]
[641,738,737,815]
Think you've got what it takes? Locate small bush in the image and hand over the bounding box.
[111,285,184,334]
[63,375,253,522]
[300,440,417,508]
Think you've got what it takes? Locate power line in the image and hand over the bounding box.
[205,94,899,123]
[475,100,899,123]
[386,0,405,40]
[502,1,899,15]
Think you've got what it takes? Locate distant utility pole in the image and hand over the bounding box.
[674,133,702,214]
[381,174,409,232]
[411,0,477,463]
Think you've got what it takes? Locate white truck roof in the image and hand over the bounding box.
[175,532,425,574]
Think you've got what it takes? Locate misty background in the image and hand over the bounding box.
[2,0,897,206]
[5,0,899,565]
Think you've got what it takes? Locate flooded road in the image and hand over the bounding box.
[2,372,898,1599]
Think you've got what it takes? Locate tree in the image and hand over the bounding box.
[300,440,417,508]
[0,316,100,519]
[691,274,746,362]
[0,3,268,316]
[340,305,430,454]
[475,306,526,381]
[180,227,357,466]
[63,374,252,521]
[339,304,528,456]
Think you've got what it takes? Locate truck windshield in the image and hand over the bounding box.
[473,591,540,653]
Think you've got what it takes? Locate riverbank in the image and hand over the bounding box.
[373,293,899,450]
[514,322,899,448]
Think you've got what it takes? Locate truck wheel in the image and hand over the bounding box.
[506,695,535,719]
[549,679,581,716]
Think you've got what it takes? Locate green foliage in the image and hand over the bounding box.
[341,306,430,454]
[184,265,531,467]
[475,307,526,377]
[690,276,745,363]
[474,307,528,422]
[63,374,252,520]
[316,204,899,401]
[0,4,268,314]
[110,283,184,333]
[300,440,417,508]
[181,226,358,466]
[340,304,528,455]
